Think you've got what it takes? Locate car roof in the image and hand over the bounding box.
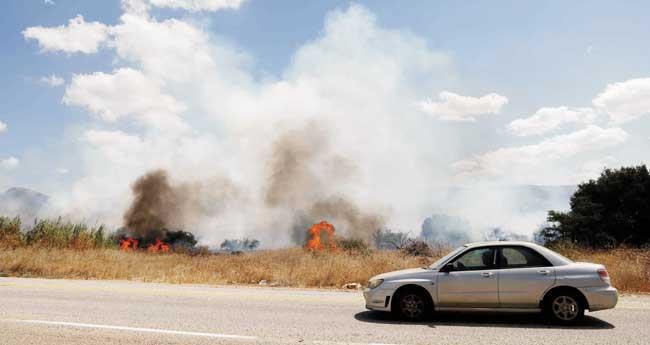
[460,241,572,266]
[463,241,539,248]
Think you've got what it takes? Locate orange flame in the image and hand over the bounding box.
[305,221,337,251]
[147,239,170,253]
[119,237,138,252]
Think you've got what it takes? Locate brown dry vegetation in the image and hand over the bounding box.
[2,216,648,291]
[0,247,431,288]
[548,242,650,293]
[0,245,648,292]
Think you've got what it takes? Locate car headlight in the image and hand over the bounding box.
[367,279,384,289]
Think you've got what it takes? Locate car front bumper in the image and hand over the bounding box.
[363,288,393,311]
[579,285,618,311]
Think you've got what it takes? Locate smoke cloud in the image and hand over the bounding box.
[121,121,388,245]
[14,3,598,248]
[263,122,386,243]
[122,169,241,242]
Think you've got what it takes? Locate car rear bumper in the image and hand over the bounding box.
[363,288,393,311]
[579,285,618,311]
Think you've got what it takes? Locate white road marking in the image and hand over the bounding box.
[4,319,403,345]
[313,341,401,345]
[7,319,258,341]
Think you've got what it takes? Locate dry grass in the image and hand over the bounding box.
[1,245,648,292]
[551,244,650,293]
[0,247,431,288]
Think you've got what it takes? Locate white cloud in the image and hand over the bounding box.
[82,130,145,162]
[23,15,109,54]
[593,77,650,123]
[418,91,508,121]
[453,125,628,184]
[1,157,19,170]
[0,121,6,133]
[149,0,244,12]
[40,74,65,87]
[109,13,236,83]
[119,0,243,16]
[44,0,55,5]
[63,68,188,133]
[121,0,151,16]
[508,106,598,136]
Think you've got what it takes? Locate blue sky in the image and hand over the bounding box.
[0,0,649,236]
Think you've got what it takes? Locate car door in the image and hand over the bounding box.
[436,246,499,308]
[496,246,556,308]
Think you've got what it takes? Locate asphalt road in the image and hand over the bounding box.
[1,278,649,345]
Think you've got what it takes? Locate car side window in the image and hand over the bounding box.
[499,247,552,268]
[449,247,496,271]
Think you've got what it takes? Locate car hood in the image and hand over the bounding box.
[371,267,433,281]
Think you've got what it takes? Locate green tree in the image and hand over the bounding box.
[540,165,650,247]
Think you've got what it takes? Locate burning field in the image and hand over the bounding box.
[2,168,650,292]
[94,123,389,252]
[0,240,648,293]
[1,215,650,292]
[1,126,649,292]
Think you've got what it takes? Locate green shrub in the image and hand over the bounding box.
[21,218,113,249]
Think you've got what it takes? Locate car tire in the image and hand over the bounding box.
[544,290,585,325]
[392,288,432,322]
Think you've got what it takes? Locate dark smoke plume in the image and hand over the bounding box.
[122,169,240,244]
[264,124,333,207]
[265,122,387,244]
[121,121,387,247]
[310,196,385,242]
[123,170,178,240]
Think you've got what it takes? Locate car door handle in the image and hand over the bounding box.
[538,270,550,275]
[481,272,493,278]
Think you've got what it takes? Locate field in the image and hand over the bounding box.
[1,245,649,292]
[1,216,649,292]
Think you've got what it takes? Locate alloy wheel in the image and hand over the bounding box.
[552,295,579,321]
[400,293,425,319]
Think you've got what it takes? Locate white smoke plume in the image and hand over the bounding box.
[18,2,630,246]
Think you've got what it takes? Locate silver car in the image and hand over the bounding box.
[364,241,618,324]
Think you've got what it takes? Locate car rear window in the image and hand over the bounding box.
[500,246,552,268]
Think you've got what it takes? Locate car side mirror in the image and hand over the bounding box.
[440,263,454,273]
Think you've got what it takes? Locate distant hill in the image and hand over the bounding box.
[0,187,49,220]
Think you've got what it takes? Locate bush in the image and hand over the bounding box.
[372,229,410,249]
[0,216,23,248]
[220,238,260,251]
[338,238,370,255]
[400,239,434,257]
[20,218,113,249]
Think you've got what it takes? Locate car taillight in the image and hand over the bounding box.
[597,268,610,283]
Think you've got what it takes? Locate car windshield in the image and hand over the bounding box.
[428,246,465,269]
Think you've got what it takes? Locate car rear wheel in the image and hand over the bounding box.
[545,291,585,324]
[392,288,431,321]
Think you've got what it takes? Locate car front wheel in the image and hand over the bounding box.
[392,288,431,321]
